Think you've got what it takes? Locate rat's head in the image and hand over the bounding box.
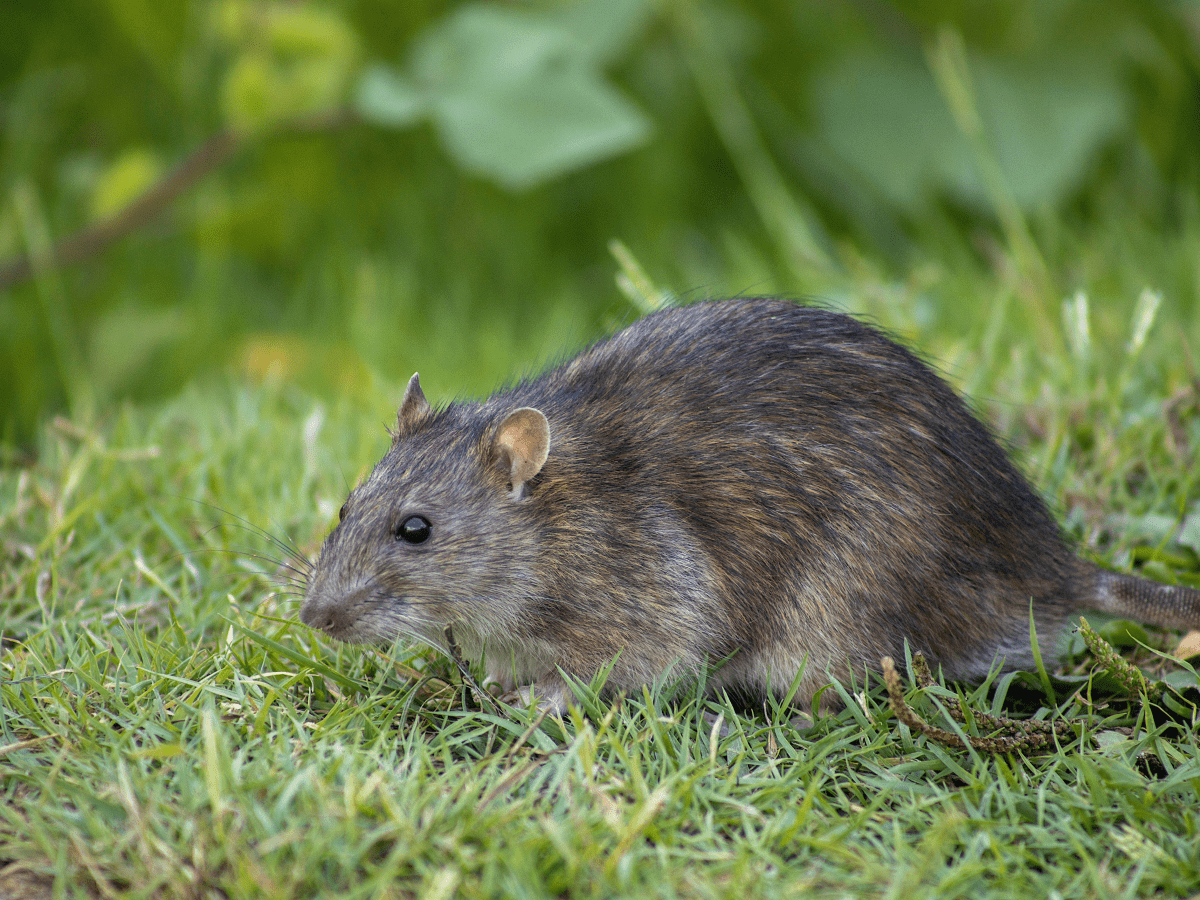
[299,373,550,646]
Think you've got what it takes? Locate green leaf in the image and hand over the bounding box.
[547,0,654,67]
[810,44,1128,213]
[89,148,162,220]
[432,67,649,190]
[88,303,185,396]
[974,54,1127,210]
[217,3,358,135]
[1161,669,1200,692]
[1178,509,1200,555]
[354,64,428,128]
[811,50,971,212]
[102,0,185,75]
[1137,559,1180,586]
[412,5,650,189]
[1108,512,1181,546]
[1093,618,1150,649]
[1092,729,1132,753]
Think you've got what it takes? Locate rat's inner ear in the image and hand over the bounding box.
[493,407,550,495]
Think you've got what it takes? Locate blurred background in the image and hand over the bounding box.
[3,0,1200,449]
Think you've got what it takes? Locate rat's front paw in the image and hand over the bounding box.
[505,674,572,715]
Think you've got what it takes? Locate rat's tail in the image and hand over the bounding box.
[1091,570,1200,631]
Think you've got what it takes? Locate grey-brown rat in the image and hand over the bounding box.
[299,297,1200,712]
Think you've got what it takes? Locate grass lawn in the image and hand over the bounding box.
[7,5,1200,897]
[3,269,1200,899]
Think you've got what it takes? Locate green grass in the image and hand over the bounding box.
[3,276,1200,898]
[6,4,1200,895]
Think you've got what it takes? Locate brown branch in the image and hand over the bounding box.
[0,107,357,292]
[0,131,240,292]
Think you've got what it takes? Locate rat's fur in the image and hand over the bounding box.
[300,298,1200,711]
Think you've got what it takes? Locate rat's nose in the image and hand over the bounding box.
[299,589,360,638]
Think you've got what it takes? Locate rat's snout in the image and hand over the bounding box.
[298,593,332,630]
[299,590,358,639]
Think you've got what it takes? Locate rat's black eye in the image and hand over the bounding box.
[338,502,347,522]
[396,515,432,544]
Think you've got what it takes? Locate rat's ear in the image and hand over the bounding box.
[493,407,550,496]
[395,373,432,437]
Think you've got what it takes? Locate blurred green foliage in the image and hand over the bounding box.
[2,0,1200,446]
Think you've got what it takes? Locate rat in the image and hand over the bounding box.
[299,297,1200,712]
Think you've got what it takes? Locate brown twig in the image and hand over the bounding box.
[0,107,356,292]
[0,132,239,292]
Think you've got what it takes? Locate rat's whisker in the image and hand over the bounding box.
[188,499,314,570]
